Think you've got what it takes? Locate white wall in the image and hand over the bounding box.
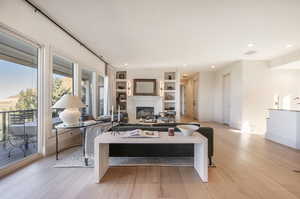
[241,61,272,134]
[0,0,106,155]
[214,61,243,129]
[269,69,300,110]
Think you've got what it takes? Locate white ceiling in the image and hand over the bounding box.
[31,0,300,70]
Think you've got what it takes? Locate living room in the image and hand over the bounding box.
[1,0,300,199]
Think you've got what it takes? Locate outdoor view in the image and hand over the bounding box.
[0,30,39,168]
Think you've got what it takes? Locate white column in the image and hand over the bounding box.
[39,45,52,156]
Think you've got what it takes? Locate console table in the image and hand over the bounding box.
[54,121,109,166]
[94,132,208,183]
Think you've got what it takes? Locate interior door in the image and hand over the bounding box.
[223,73,231,125]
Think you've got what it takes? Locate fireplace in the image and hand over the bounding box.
[136,107,154,119]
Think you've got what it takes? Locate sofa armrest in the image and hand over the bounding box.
[197,127,214,157]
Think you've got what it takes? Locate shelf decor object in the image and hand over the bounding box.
[52,94,86,126]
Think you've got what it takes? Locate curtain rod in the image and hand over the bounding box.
[23,0,109,65]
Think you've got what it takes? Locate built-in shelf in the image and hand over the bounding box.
[164,80,176,83]
[116,89,126,92]
[116,79,127,82]
[116,71,127,112]
[164,90,176,92]
[162,72,177,116]
[164,100,175,103]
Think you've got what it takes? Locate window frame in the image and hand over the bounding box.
[50,52,79,136]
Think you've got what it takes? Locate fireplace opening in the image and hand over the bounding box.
[136,107,154,119]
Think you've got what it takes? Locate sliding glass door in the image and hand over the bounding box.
[0,30,39,168]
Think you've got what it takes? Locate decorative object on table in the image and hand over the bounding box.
[52,94,86,126]
[177,125,199,136]
[120,129,160,138]
[168,128,175,136]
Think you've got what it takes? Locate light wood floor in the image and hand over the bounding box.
[0,122,300,199]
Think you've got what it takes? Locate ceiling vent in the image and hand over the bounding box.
[244,50,257,55]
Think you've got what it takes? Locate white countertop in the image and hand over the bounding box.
[269,108,300,112]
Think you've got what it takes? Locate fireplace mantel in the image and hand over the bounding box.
[127,96,163,122]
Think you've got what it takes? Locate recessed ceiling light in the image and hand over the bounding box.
[286,44,293,48]
[248,43,254,47]
[211,65,215,69]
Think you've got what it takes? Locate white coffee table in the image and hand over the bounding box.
[94,132,208,183]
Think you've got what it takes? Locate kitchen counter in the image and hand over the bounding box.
[266,109,300,149]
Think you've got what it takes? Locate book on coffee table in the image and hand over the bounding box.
[121,129,160,138]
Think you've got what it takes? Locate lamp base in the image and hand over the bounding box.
[59,108,81,126]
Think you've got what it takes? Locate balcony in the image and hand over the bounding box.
[0,109,38,168]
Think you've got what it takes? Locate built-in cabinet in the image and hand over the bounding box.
[114,70,180,121]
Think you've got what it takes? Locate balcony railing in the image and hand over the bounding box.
[0,109,38,168]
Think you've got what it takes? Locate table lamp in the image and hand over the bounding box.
[52,94,86,126]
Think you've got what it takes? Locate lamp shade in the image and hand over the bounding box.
[52,94,86,109]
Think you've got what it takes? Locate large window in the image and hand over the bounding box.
[81,69,93,116]
[96,75,105,117]
[52,55,74,122]
[0,30,39,167]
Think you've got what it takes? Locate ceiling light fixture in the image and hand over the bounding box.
[211,65,216,69]
[286,44,293,48]
[247,43,254,47]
